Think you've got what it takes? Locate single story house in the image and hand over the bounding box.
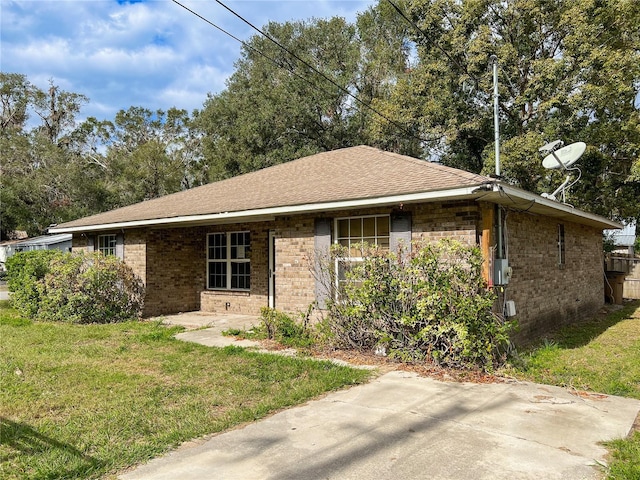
[50,146,620,341]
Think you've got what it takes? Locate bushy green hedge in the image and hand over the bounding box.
[6,250,63,318]
[6,250,144,323]
[324,239,514,370]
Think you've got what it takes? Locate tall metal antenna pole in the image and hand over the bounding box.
[489,55,504,263]
[490,55,500,177]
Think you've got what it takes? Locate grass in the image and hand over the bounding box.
[0,301,372,480]
[504,300,640,479]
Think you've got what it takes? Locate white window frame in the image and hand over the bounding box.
[207,231,251,291]
[333,214,390,291]
[97,234,116,256]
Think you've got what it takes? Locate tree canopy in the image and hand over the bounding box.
[196,4,413,179]
[198,0,639,220]
[373,0,640,220]
[0,74,203,238]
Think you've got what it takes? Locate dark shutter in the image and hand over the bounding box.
[314,218,332,309]
[390,212,412,256]
[87,235,95,251]
[115,233,124,260]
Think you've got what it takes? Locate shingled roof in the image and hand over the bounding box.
[53,146,492,230]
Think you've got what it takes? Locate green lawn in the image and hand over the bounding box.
[0,301,372,480]
[504,300,640,479]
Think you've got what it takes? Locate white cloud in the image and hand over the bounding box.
[1,0,374,121]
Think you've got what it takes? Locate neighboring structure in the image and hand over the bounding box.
[605,221,636,255]
[605,221,639,301]
[50,146,620,341]
[0,234,72,269]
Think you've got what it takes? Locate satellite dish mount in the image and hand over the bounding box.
[539,141,586,204]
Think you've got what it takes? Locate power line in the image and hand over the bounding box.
[214,0,446,150]
[170,0,309,84]
[171,0,445,154]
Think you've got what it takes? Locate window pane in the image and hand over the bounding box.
[558,224,565,265]
[363,217,375,237]
[231,262,250,290]
[98,235,116,256]
[338,219,349,238]
[378,237,390,250]
[208,262,227,289]
[377,216,390,236]
[208,233,226,260]
[230,232,250,259]
[350,218,362,237]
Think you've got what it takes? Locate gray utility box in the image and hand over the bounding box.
[494,258,511,285]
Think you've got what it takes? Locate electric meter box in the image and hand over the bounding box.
[494,259,511,285]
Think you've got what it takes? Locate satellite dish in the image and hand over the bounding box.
[542,141,586,170]
[539,140,585,203]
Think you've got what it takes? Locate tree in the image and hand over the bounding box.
[0,76,89,237]
[32,80,88,144]
[0,73,33,132]
[96,106,205,205]
[196,8,412,180]
[0,75,205,238]
[372,0,640,221]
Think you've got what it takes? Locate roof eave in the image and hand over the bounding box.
[49,185,489,234]
[49,182,621,234]
[488,183,622,230]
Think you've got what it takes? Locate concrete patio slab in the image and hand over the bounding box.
[158,312,263,348]
[120,370,640,480]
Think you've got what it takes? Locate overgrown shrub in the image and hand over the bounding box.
[38,252,145,323]
[7,250,144,323]
[259,307,315,348]
[6,250,63,318]
[322,239,514,370]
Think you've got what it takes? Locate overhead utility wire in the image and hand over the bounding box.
[181,0,443,151]
[212,0,445,149]
[170,0,312,88]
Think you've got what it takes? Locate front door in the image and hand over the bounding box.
[268,230,276,308]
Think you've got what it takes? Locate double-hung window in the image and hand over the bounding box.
[334,215,390,290]
[97,234,117,256]
[207,232,251,290]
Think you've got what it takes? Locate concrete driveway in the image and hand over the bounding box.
[120,314,640,480]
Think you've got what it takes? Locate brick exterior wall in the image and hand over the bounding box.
[123,229,147,284]
[71,199,605,343]
[505,212,604,341]
[71,234,93,252]
[143,228,206,316]
[411,201,479,244]
[269,217,317,314]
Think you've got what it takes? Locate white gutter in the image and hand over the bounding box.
[494,183,622,229]
[49,182,621,234]
[49,185,486,234]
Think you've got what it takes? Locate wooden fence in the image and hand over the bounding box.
[606,255,640,300]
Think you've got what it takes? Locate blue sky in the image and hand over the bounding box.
[1,0,374,122]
